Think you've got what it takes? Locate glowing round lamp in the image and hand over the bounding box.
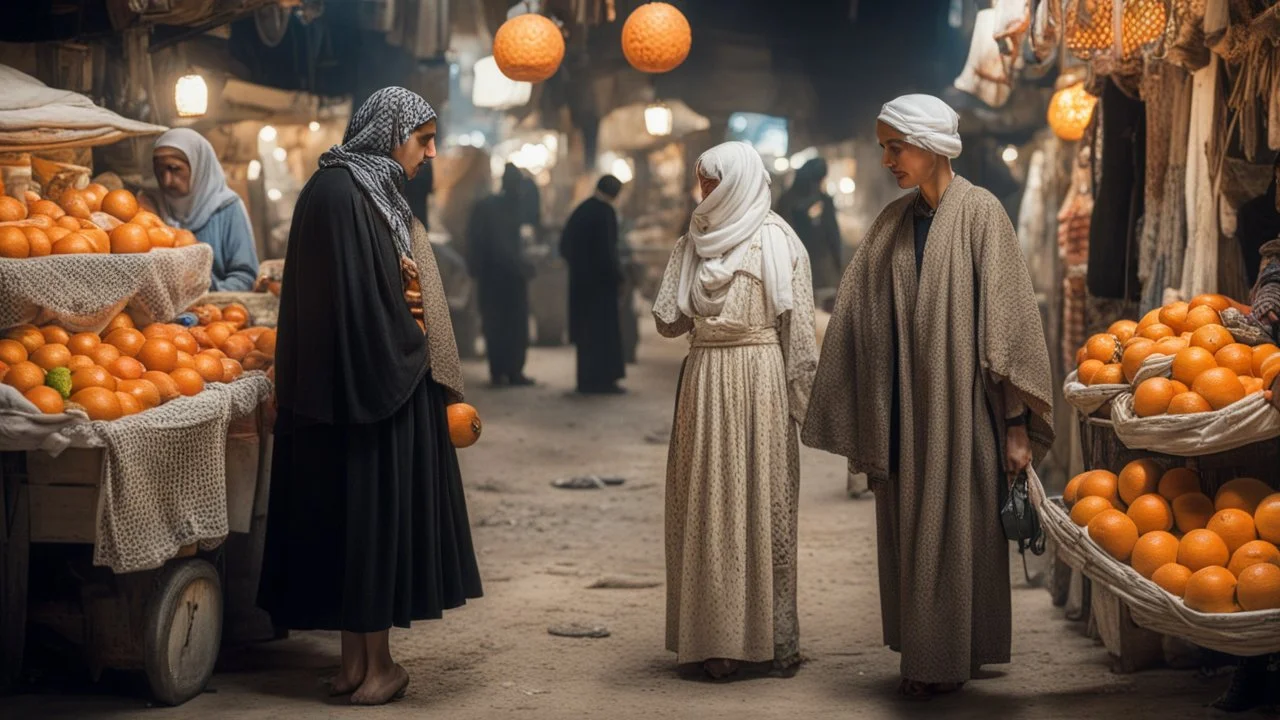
[644,102,673,136]
[1048,82,1098,142]
[174,74,208,118]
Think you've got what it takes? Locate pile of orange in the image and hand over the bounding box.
[0,187,197,258]
[1072,294,1279,412]
[1065,461,1280,613]
[1,302,276,421]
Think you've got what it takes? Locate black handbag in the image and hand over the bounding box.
[1001,469,1046,557]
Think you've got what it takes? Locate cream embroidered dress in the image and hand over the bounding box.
[653,215,817,667]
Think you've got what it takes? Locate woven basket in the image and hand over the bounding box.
[1028,467,1280,656]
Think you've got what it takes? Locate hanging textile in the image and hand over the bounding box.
[1087,78,1146,301]
[1059,147,1094,366]
[1182,53,1221,297]
[954,8,1013,107]
[1138,61,1193,313]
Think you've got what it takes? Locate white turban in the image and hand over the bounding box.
[877,94,963,159]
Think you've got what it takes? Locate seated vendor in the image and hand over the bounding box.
[139,128,259,291]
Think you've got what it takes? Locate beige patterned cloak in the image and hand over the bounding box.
[653,214,818,667]
[802,176,1054,683]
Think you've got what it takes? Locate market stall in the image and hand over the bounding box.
[0,66,278,705]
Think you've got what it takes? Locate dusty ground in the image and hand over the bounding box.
[2,325,1247,719]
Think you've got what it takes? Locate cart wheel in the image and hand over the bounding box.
[143,558,223,706]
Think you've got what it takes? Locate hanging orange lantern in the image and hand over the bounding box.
[1048,82,1099,142]
[1064,0,1168,59]
[622,2,692,74]
[493,13,565,83]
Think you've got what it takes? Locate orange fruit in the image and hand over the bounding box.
[1075,346,1089,366]
[1085,333,1122,363]
[0,195,27,222]
[1063,473,1088,505]
[1128,494,1174,535]
[28,199,64,219]
[1189,294,1231,312]
[0,339,28,365]
[6,326,44,354]
[118,378,161,409]
[3,361,45,393]
[1173,492,1216,533]
[69,386,122,421]
[142,371,181,404]
[101,190,139,222]
[1152,336,1189,356]
[1152,563,1193,596]
[1236,563,1280,611]
[621,1,691,73]
[66,355,94,371]
[1168,391,1211,414]
[105,328,146,357]
[1183,305,1221,332]
[206,322,235,347]
[198,348,226,361]
[38,326,70,346]
[1133,378,1175,417]
[1088,363,1124,386]
[1137,307,1163,331]
[51,233,95,254]
[1088,509,1140,562]
[29,343,70,371]
[1242,376,1265,395]
[1160,302,1190,333]
[106,356,144,381]
[1207,509,1257,555]
[1183,566,1239,613]
[1190,324,1234,355]
[44,227,70,243]
[1079,470,1120,502]
[84,183,108,211]
[1140,323,1176,341]
[1178,529,1231,572]
[1171,347,1216,386]
[1191,367,1244,410]
[1170,380,1190,394]
[1131,531,1180,579]
[115,391,142,416]
[242,350,272,371]
[103,313,135,335]
[447,403,483,448]
[189,326,213,349]
[1076,359,1104,384]
[221,358,243,383]
[70,366,116,394]
[173,229,197,248]
[192,353,224,383]
[58,189,91,219]
[24,385,64,414]
[175,350,195,370]
[141,323,178,340]
[1215,478,1274,514]
[22,227,51,257]
[0,226,30,258]
[1215,343,1254,376]
[1108,320,1138,343]
[1252,344,1280,377]
[136,338,178,373]
[66,332,100,356]
[222,304,250,329]
[132,210,162,229]
[171,331,199,355]
[1158,467,1202,502]
[55,215,82,231]
[1122,339,1156,382]
[492,12,566,82]
[1071,495,1115,527]
[242,326,268,343]
[109,223,151,254]
[147,227,175,249]
[82,228,110,254]
[88,343,121,368]
[1255,494,1280,544]
[170,367,204,397]
[220,334,254,361]
[1227,540,1280,578]
[1118,459,1162,505]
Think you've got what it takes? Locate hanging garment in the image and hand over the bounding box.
[1087,78,1146,301]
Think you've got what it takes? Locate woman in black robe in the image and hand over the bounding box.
[467,164,534,386]
[560,175,626,394]
[776,158,843,293]
[259,87,482,706]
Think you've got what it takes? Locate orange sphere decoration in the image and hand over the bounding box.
[622,2,692,74]
[492,13,565,83]
[447,403,483,449]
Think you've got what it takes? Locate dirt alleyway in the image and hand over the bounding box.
[2,325,1232,720]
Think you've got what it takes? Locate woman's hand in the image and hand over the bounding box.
[1005,424,1033,479]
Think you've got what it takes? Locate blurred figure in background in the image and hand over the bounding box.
[776,157,842,295]
[467,164,534,387]
[560,175,627,394]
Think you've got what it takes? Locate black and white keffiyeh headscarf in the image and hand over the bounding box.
[319,86,436,258]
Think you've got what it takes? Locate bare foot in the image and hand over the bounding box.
[702,658,739,680]
[327,667,365,696]
[351,664,409,706]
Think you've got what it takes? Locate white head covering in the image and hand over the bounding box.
[877,94,963,159]
[677,141,797,319]
[152,128,243,231]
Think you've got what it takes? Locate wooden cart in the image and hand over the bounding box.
[0,405,271,706]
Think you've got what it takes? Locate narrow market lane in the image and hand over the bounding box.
[4,325,1231,719]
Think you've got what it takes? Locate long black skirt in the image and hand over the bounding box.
[258,373,483,632]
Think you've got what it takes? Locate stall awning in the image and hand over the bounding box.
[0,64,168,152]
[598,99,710,153]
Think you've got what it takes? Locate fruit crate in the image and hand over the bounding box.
[0,401,273,705]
